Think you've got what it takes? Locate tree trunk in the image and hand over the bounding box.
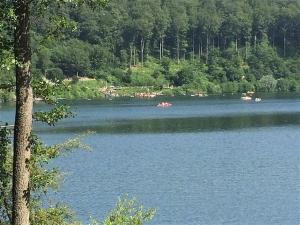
[140,37,144,67]
[162,37,164,58]
[206,33,209,64]
[129,44,133,68]
[245,41,248,60]
[159,36,162,61]
[198,42,201,60]
[283,32,286,57]
[272,30,275,48]
[235,36,238,52]
[133,46,136,66]
[192,30,195,62]
[176,31,180,64]
[12,1,32,225]
[200,39,203,56]
[254,34,257,49]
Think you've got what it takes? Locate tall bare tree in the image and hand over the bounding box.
[11,1,108,225]
[12,1,32,224]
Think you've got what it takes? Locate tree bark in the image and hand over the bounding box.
[159,36,162,61]
[283,32,286,57]
[206,33,209,64]
[192,30,195,62]
[140,37,144,67]
[162,37,164,58]
[272,30,275,48]
[129,44,133,68]
[245,41,248,60]
[200,39,203,56]
[176,31,180,64]
[12,1,32,225]
[133,45,136,66]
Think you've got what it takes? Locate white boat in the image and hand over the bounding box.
[255,98,262,102]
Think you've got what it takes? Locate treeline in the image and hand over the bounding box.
[2,0,300,96]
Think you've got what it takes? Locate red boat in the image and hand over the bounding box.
[157,102,172,107]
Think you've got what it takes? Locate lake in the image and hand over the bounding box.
[1,94,300,225]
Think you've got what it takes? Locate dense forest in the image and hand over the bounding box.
[1,0,300,100]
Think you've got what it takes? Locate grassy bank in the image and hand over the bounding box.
[56,79,107,100]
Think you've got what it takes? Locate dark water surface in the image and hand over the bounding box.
[1,95,300,225]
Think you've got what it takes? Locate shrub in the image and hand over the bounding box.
[46,68,64,82]
[257,75,277,92]
[276,79,290,92]
[172,67,194,86]
[221,82,239,93]
[111,68,131,84]
[101,195,155,225]
[130,72,156,86]
[238,80,255,93]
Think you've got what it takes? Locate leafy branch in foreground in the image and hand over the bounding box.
[89,195,155,225]
[0,127,87,225]
[0,127,155,225]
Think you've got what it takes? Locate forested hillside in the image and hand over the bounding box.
[1,0,300,100]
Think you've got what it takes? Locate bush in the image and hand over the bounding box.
[238,80,255,93]
[52,39,91,77]
[160,57,171,75]
[101,195,155,225]
[172,67,194,86]
[46,68,64,82]
[221,82,239,93]
[276,79,290,92]
[289,79,300,92]
[130,72,156,86]
[257,75,277,92]
[111,68,130,84]
[0,89,15,102]
[207,83,222,94]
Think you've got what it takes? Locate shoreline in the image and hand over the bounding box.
[2,90,300,104]
[1,82,300,104]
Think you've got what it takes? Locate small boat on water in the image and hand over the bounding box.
[241,96,252,101]
[255,98,262,102]
[157,102,172,107]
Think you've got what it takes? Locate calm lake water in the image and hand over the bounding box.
[1,94,300,225]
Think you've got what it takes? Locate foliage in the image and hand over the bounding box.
[51,39,92,77]
[0,127,12,224]
[0,127,155,225]
[1,1,156,225]
[57,79,106,99]
[2,0,299,103]
[102,196,155,225]
[0,126,88,225]
[257,75,278,92]
[221,82,239,93]
[45,68,65,82]
[33,105,73,126]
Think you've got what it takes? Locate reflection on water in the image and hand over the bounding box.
[35,112,300,134]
